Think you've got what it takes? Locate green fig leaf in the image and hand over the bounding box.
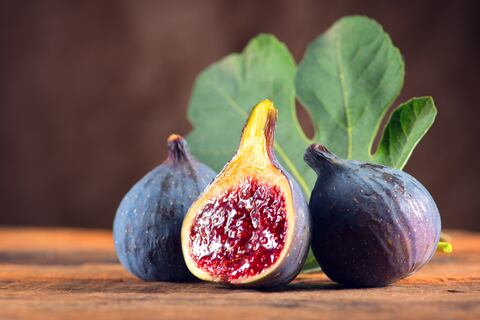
[186,16,437,271]
[373,97,437,169]
[296,15,405,161]
[187,34,314,195]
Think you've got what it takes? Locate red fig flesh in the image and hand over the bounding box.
[189,177,288,281]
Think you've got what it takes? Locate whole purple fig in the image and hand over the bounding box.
[113,134,216,281]
[304,144,441,287]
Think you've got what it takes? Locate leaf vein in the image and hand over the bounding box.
[335,34,353,158]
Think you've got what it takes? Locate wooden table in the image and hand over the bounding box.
[0,228,478,319]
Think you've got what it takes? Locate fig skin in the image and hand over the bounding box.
[266,171,311,288]
[113,134,216,282]
[181,100,311,288]
[304,144,441,288]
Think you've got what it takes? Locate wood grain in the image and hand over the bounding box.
[0,228,479,320]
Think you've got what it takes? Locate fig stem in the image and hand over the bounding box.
[167,134,191,162]
[437,241,453,254]
[238,99,278,160]
[304,144,339,175]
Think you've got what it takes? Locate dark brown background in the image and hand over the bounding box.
[0,0,478,230]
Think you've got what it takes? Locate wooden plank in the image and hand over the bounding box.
[0,228,479,319]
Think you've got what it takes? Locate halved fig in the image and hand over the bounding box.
[181,99,311,288]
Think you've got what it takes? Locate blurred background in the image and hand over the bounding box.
[1,0,478,230]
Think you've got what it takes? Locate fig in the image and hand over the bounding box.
[304,144,441,287]
[113,134,216,281]
[181,100,311,288]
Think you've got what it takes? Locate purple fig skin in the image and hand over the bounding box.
[113,135,216,282]
[304,144,441,288]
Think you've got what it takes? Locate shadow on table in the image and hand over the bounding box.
[0,276,354,294]
[0,250,358,293]
[275,281,348,292]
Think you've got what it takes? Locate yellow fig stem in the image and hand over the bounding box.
[437,241,453,254]
[238,99,278,161]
